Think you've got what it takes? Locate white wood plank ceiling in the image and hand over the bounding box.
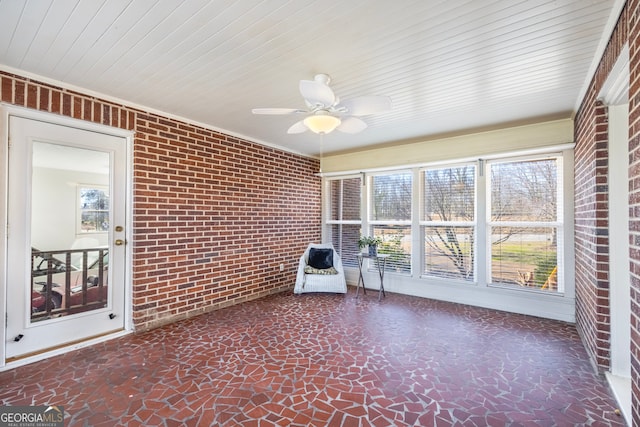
[0,0,619,157]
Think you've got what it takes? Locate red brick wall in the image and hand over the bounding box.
[575,97,611,369]
[1,71,321,331]
[574,0,640,422]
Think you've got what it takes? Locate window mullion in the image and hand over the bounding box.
[362,174,369,236]
[322,178,328,242]
[420,221,476,227]
[488,221,561,228]
[477,160,488,286]
[368,220,412,225]
[412,168,421,278]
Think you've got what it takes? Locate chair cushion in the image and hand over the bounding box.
[304,265,338,275]
[308,248,334,269]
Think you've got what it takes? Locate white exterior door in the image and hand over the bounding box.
[5,116,128,361]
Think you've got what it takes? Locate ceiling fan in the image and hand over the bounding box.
[251,73,391,135]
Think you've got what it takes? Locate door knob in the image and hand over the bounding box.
[114,239,125,246]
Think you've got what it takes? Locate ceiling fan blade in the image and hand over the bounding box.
[339,96,392,116]
[252,108,304,115]
[299,80,336,107]
[287,120,308,134]
[337,117,367,134]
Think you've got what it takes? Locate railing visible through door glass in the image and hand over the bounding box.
[30,247,108,321]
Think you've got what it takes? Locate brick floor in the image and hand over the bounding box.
[0,289,626,426]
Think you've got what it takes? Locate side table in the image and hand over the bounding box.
[356,253,389,301]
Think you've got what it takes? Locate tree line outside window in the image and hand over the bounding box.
[326,154,563,293]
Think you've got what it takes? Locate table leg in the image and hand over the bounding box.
[356,256,366,298]
[377,257,386,301]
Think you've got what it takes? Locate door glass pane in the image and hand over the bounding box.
[30,141,110,321]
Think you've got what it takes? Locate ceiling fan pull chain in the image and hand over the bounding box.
[319,133,325,173]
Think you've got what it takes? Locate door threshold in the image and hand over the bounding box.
[2,328,131,371]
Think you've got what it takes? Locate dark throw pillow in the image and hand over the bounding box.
[308,248,334,270]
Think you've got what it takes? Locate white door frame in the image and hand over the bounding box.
[0,104,134,370]
[598,44,631,425]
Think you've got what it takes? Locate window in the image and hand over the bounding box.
[326,177,361,267]
[323,150,568,298]
[78,186,109,233]
[421,165,476,281]
[369,172,412,273]
[488,157,562,292]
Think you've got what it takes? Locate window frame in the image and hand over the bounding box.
[419,162,478,282]
[322,149,570,295]
[367,170,413,225]
[366,170,413,275]
[324,175,363,267]
[325,174,363,226]
[77,184,110,235]
[485,153,565,293]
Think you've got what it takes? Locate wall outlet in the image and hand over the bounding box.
[279,263,285,272]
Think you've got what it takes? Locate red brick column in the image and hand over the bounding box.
[575,99,611,370]
[628,0,640,420]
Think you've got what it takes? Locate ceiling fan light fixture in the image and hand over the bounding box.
[304,114,341,134]
[253,73,391,135]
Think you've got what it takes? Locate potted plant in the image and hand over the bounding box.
[358,235,382,256]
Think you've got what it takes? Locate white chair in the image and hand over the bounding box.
[294,243,347,294]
